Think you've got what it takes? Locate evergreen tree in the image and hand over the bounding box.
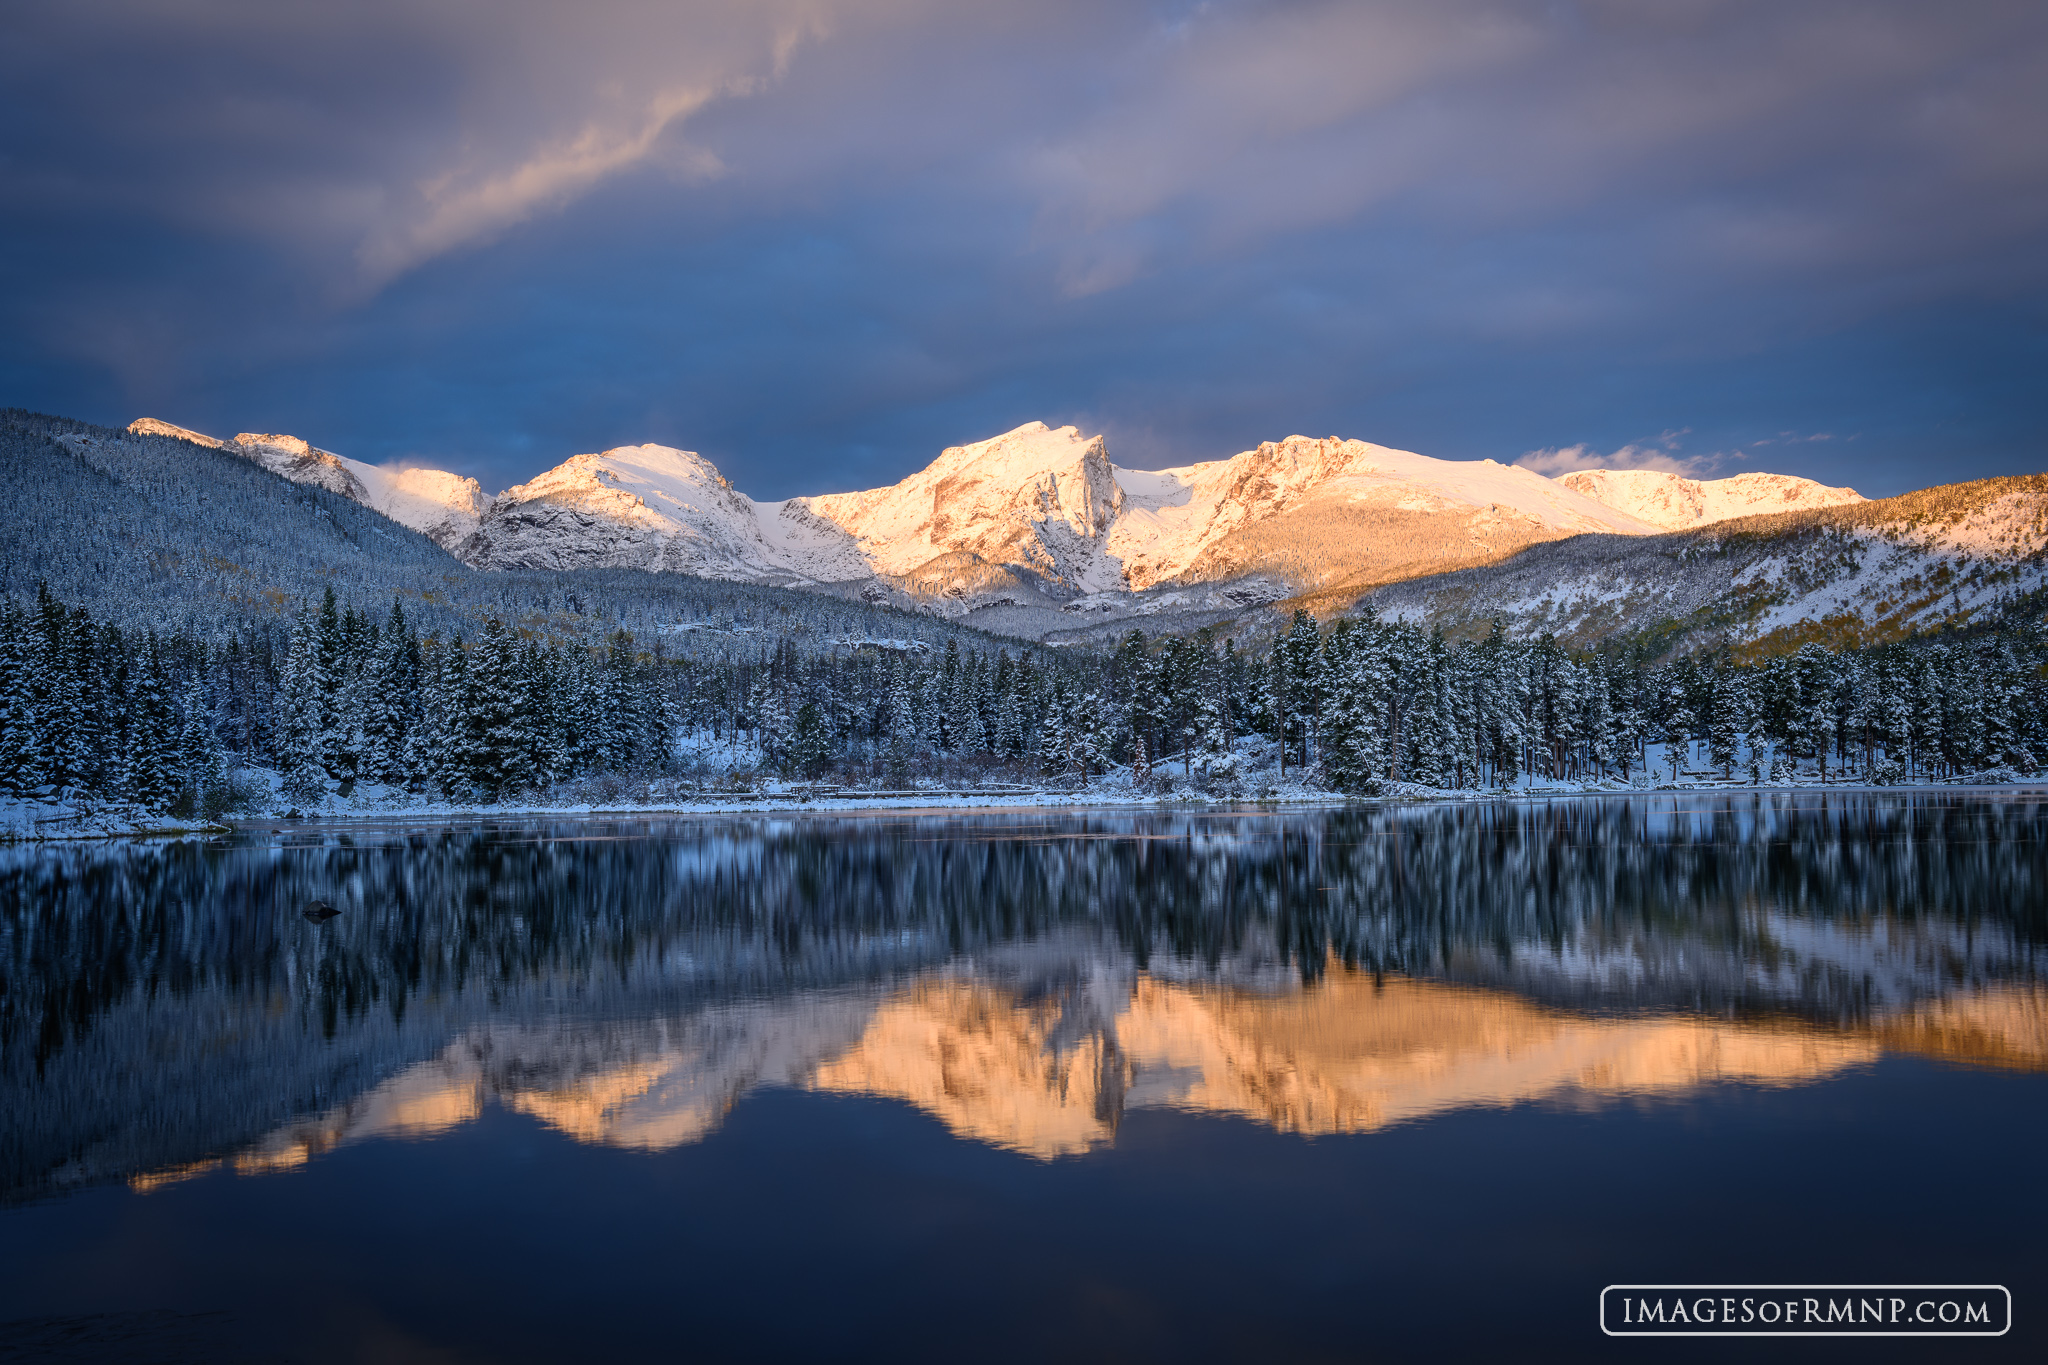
[125,635,180,810]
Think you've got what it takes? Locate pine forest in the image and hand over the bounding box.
[4,576,2043,822]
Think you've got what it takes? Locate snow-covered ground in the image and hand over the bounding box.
[94,732,2039,837]
[0,797,226,843]
[12,763,2040,841]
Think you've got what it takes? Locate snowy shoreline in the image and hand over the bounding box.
[255,776,2047,824]
[11,776,2046,844]
[0,797,229,843]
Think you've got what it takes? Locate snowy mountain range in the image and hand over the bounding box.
[127,417,1867,633]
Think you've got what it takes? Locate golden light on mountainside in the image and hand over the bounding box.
[815,973,1878,1157]
[1867,985,2048,1074]
[809,980,1125,1158]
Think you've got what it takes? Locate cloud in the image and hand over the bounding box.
[348,3,852,288]
[2,1,2045,497]
[354,85,730,289]
[1516,444,1715,478]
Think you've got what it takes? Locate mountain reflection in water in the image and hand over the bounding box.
[4,793,2044,1198]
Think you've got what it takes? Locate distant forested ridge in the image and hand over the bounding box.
[1357,472,2048,657]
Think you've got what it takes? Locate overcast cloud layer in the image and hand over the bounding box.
[3,0,2044,498]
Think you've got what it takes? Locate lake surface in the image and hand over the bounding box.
[2,794,2045,1362]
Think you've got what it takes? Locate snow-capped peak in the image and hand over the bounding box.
[792,422,1123,590]
[1556,468,1864,531]
[498,443,734,507]
[460,443,807,580]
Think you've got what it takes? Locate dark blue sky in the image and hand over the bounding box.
[4,1,2044,500]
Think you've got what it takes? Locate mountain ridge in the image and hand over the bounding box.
[129,416,1867,637]
[1361,473,2048,657]
[129,418,488,551]
[1557,467,1864,531]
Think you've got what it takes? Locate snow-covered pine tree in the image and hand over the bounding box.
[1069,690,1107,777]
[1878,663,1912,778]
[278,614,328,807]
[1038,676,1071,777]
[1317,618,1384,791]
[789,699,832,778]
[0,600,38,796]
[1407,640,1458,789]
[886,658,918,747]
[913,661,943,749]
[1910,658,1944,778]
[175,677,218,804]
[124,635,179,810]
[1282,610,1323,770]
[1707,669,1749,780]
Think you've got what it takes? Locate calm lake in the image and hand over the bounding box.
[3,794,2045,1362]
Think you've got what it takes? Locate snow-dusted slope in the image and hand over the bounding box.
[128,419,487,552]
[460,443,836,580]
[352,465,491,551]
[1370,475,2048,655]
[1559,468,1864,531]
[1106,436,1659,590]
[128,417,230,449]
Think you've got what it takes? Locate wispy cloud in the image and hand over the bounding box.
[341,2,844,291]
[1516,442,1715,478]
[354,85,731,289]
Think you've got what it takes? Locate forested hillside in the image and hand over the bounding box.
[0,409,1034,657]
[1359,474,2048,657]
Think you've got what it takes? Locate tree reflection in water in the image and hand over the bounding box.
[3,793,2044,1199]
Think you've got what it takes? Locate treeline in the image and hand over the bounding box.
[0,585,675,812]
[1262,607,2048,790]
[4,582,2043,815]
[0,584,1100,811]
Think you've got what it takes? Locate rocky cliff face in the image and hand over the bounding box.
[794,422,1127,592]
